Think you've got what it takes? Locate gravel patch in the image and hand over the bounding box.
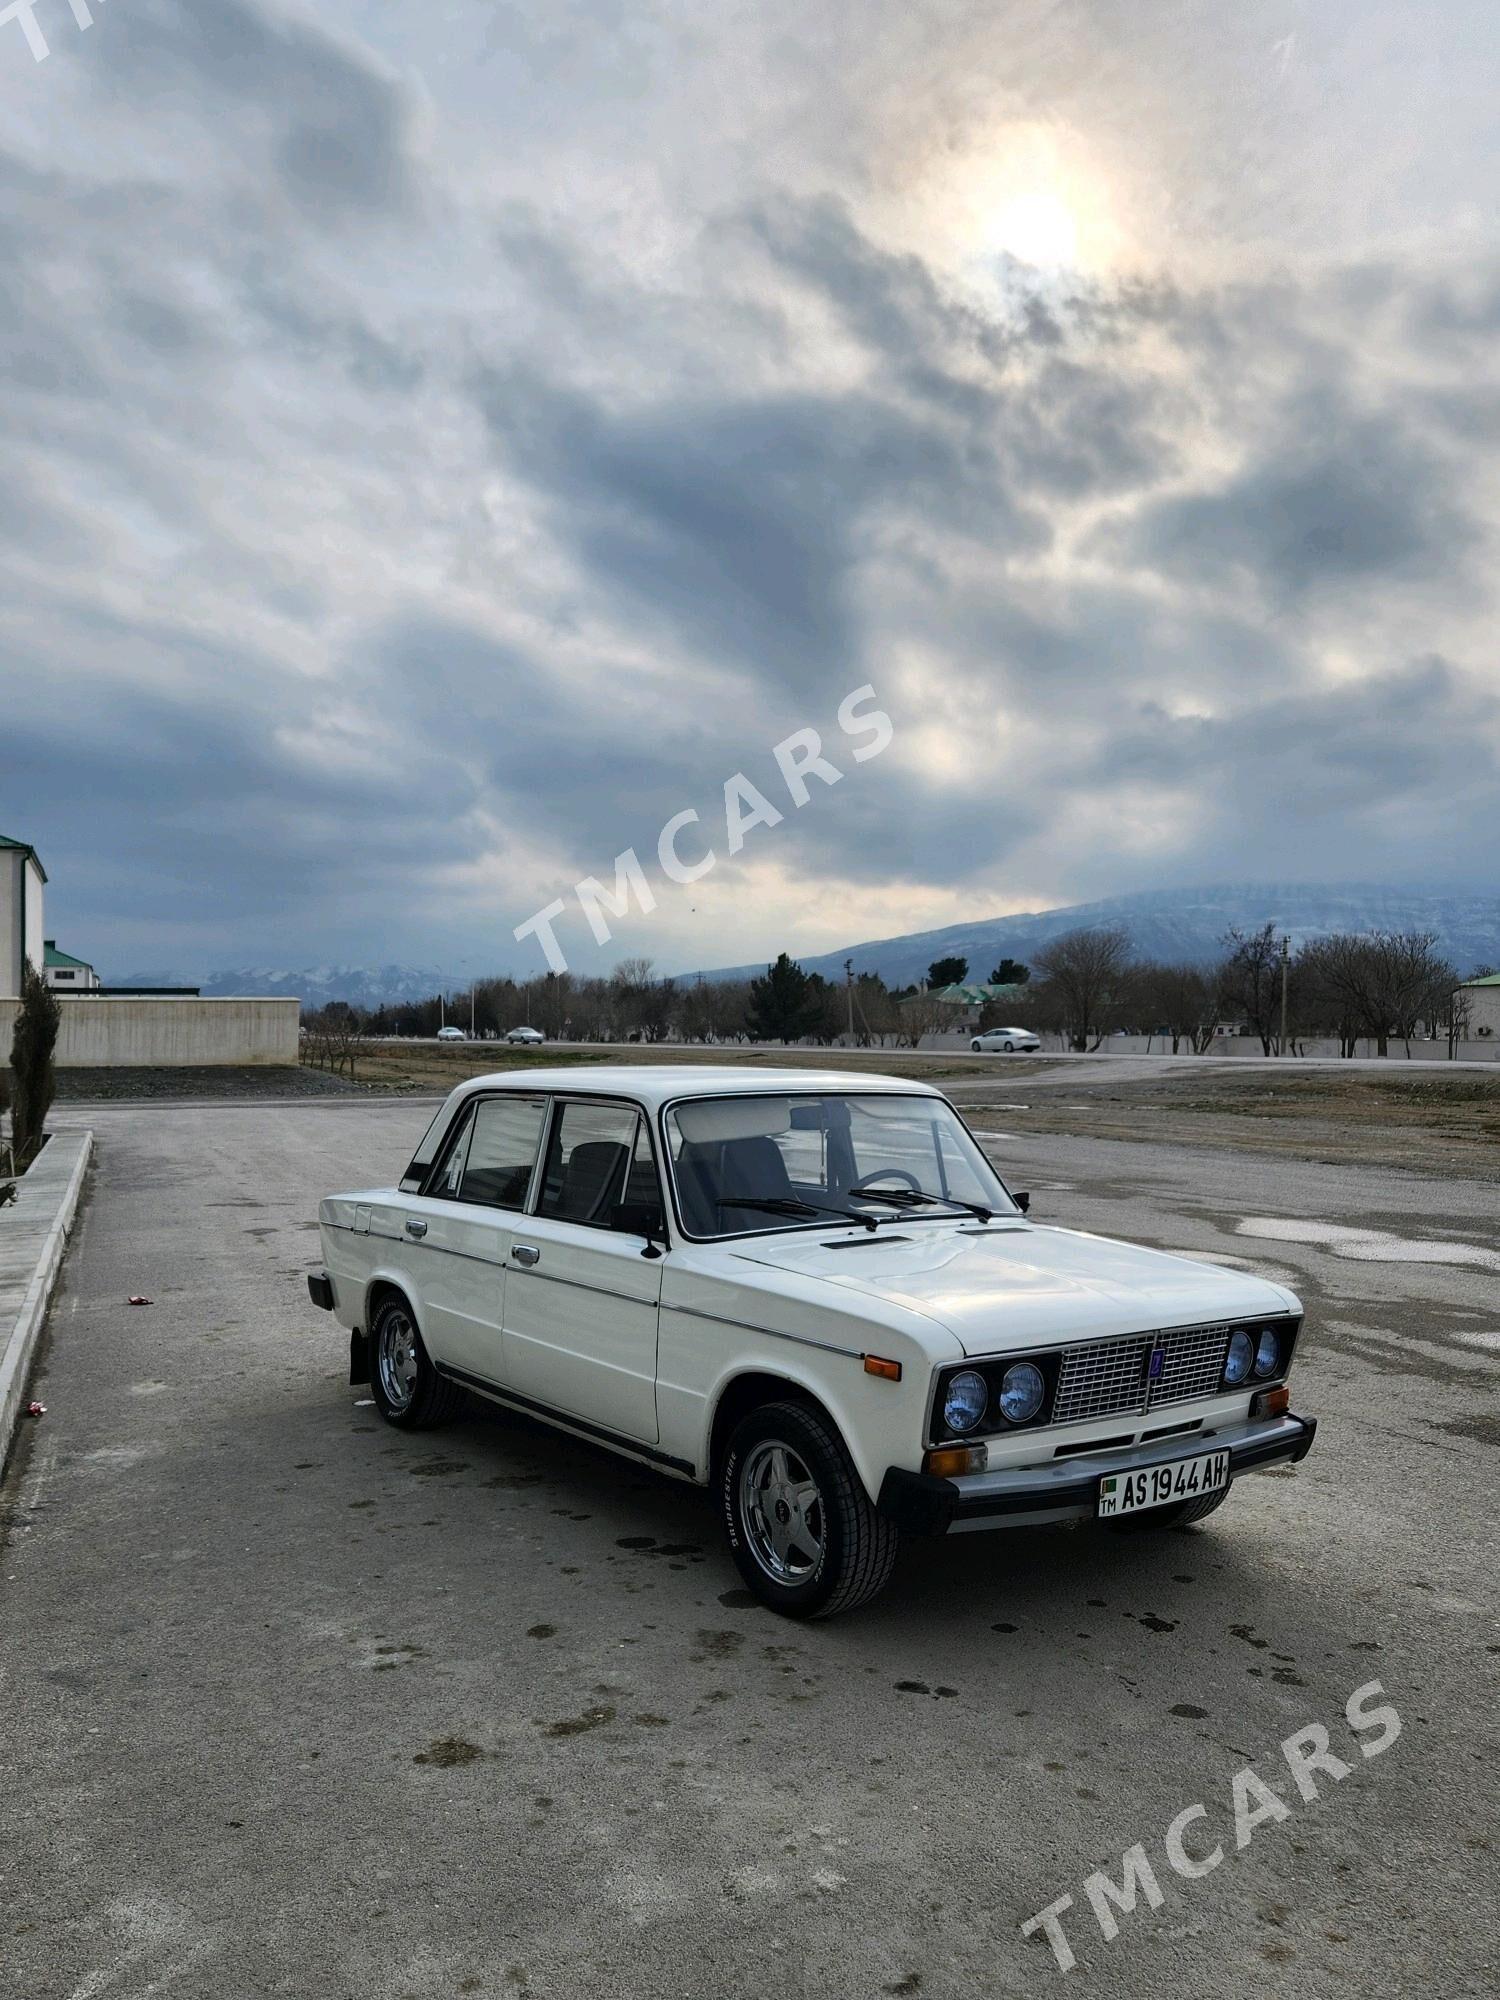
[53,1065,369,1102]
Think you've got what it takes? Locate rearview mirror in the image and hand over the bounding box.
[610,1200,667,1254]
[1014,1190,1031,1214]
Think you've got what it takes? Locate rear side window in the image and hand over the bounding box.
[536,1101,649,1227]
[400,1102,451,1193]
[430,1095,546,1209]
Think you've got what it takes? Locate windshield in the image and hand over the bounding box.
[663,1092,1017,1238]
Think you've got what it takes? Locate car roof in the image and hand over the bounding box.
[440,1063,945,1112]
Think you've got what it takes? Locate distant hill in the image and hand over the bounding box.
[684,883,1500,988]
[110,964,451,1007]
[103,884,1497,1005]
[202,964,452,1007]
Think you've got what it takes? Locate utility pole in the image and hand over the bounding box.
[845,959,855,1046]
[469,981,476,1040]
[1279,935,1290,1056]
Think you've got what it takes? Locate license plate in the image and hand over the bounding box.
[1097,1449,1229,1518]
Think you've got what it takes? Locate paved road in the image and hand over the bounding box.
[372,1036,1500,1075]
[1,1101,1495,1999]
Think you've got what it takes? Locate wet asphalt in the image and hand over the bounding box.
[0,1098,1494,1999]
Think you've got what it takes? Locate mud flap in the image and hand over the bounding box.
[350,1328,370,1386]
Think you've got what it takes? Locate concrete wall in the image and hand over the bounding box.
[0,996,300,1067]
[910,1028,1500,1061]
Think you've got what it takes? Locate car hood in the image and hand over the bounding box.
[726,1221,1296,1356]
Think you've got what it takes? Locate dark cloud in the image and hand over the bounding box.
[93,0,417,219]
[1102,372,1478,605]
[1094,658,1500,864]
[2,3,1497,976]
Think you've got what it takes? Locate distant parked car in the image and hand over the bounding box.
[436,1026,466,1042]
[971,1027,1041,1054]
[505,1025,545,1045]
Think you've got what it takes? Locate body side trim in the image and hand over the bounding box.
[434,1362,696,1478]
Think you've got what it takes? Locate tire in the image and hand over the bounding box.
[367,1292,463,1430]
[971,1040,982,1053]
[1105,1482,1232,1533]
[1003,1040,1014,1053]
[720,1400,898,1619]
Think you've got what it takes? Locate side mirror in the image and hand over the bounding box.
[610,1201,668,1256]
[1014,1190,1031,1214]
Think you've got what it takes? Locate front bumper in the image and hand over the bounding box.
[877,1411,1317,1536]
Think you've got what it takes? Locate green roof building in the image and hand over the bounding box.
[45,939,100,992]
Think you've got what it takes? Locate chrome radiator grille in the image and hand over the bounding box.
[1051,1324,1231,1427]
[1150,1323,1234,1409]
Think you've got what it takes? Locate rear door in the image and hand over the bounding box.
[501,1098,663,1443]
[410,1093,547,1382]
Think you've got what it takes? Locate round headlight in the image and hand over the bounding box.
[943,1369,990,1434]
[1224,1329,1254,1385]
[1253,1328,1281,1378]
[998,1361,1045,1425]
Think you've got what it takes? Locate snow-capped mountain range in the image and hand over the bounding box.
[110,964,453,1008]
[108,883,1499,1002]
[688,882,1500,988]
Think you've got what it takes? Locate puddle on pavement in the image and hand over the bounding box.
[1238,1217,1500,1271]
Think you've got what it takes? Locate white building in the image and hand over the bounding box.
[45,940,100,991]
[0,834,47,998]
[1456,973,1500,1042]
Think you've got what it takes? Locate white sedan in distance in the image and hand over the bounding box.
[505,1025,545,1045]
[971,1026,1042,1053]
[435,1025,466,1042]
[308,1065,1314,1618]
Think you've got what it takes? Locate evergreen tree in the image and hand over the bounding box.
[927,955,968,988]
[747,953,822,1043]
[10,965,60,1167]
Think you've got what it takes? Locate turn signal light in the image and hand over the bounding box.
[924,1443,988,1478]
[864,1355,902,1381]
[1252,1384,1291,1418]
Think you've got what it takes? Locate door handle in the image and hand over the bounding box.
[512,1243,541,1267]
[404,1218,428,1238]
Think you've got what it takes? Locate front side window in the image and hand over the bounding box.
[665,1092,1016,1237]
[536,1100,652,1227]
[431,1095,546,1209]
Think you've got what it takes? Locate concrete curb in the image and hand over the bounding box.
[0,1128,93,1477]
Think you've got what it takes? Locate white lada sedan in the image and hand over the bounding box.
[308,1067,1314,1618]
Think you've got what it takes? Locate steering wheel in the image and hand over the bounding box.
[848,1168,922,1195]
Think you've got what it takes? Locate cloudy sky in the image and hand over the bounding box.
[3,1,1498,981]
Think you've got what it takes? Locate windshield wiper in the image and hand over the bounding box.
[716,1195,878,1233]
[850,1187,995,1224]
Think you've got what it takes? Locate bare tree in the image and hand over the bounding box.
[1217,925,1285,1056]
[1296,930,1455,1057]
[1032,928,1134,1050]
[1134,961,1218,1054]
[302,1002,363,1079]
[852,973,902,1047]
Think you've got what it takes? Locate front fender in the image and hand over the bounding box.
[699,1352,929,1506]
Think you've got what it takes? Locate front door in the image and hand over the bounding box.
[501,1100,663,1443]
